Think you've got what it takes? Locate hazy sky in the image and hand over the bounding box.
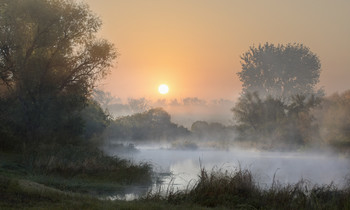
[84,0,350,100]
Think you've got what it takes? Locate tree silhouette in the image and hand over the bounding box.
[0,0,116,145]
[105,108,189,141]
[231,92,321,148]
[238,43,322,98]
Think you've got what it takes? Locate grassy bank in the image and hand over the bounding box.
[0,145,152,196]
[146,167,350,210]
[2,150,350,209]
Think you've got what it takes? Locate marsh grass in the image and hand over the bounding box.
[145,167,350,209]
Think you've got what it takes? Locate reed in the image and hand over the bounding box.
[146,167,350,209]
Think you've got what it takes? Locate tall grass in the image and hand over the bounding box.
[145,167,350,209]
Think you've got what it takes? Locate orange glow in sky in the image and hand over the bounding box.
[84,0,350,100]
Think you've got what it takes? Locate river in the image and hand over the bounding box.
[106,146,350,200]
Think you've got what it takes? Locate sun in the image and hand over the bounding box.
[158,84,169,94]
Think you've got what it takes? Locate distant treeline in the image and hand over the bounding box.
[104,108,189,141]
[102,90,350,152]
[104,107,235,146]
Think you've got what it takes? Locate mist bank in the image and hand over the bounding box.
[102,146,350,204]
[99,90,350,154]
[109,146,350,189]
[93,90,235,128]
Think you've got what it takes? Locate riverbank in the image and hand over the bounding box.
[0,147,152,199]
[1,148,350,209]
[1,166,349,210]
[0,151,211,210]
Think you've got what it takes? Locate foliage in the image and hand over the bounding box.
[191,121,235,147]
[21,144,152,186]
[0,0,116,148]
[92,89,120,109]
[81,100,111,145]
[315,90,350,151]
[0,147,152,195]
[0,2,157,207]
[105,108,190,142]
[231,90,350,151]
[127,97,151,113]
[238,43,322,98]
[183,97,206,106]
[231,92,321,149]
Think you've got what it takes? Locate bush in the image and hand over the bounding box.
[23,144,152,185]
[105,108,190,142]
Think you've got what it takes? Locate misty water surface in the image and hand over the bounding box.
[106,146,350,200]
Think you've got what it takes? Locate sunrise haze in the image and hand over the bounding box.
[84,0,350,101]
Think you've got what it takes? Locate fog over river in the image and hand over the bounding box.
[105,146,350,200]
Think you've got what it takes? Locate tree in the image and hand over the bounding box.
[128,98,150,113]
[238,43,322,98]
[191,120,234,146]
[0,0,116,146]
[231,92,321,149]
[81,100,111,142]
[105,108,190,141]
[92,89,120,109]
[286,94,321,145]
[232,92,286,136]
[315,90,350,148]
